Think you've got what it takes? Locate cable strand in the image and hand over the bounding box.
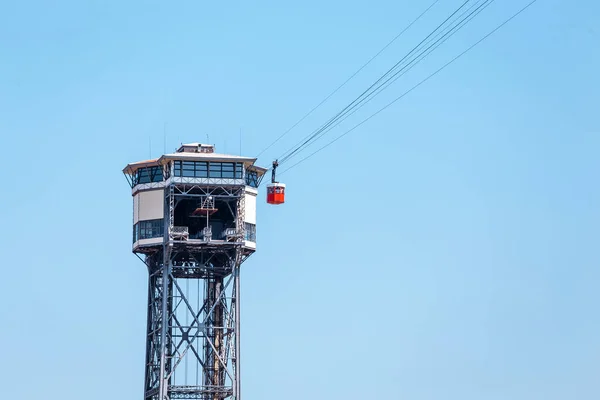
[254,0,442,159]
[279,0,540,176]
[279,0,495,164]
[277,0,474,163]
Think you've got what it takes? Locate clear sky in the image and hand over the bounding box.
[1,1,599,399]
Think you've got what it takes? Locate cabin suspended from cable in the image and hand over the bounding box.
[267,183,286,205]
[267,160,285,205]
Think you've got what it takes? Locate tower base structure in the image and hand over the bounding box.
[141,243,245,400]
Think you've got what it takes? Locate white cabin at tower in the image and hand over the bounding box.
[123,143,267,253]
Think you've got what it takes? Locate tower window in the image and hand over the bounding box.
[244,223,256,242]
[133,166,163,186]
[245,170,259,187]
[173,161,243,179]
[134,219,164,242]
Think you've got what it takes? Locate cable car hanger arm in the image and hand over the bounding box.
[271,160,279,183]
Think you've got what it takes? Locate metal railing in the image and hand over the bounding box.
[202,226,212,241]
[171,226,189,241]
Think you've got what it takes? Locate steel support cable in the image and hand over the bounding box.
[278,0,494,164]
[256,0,484,187]
[277,0,495,165]
[279,0,540,176]
[278,0,494,165]
[255,0,442,159]
[276,0,475,163]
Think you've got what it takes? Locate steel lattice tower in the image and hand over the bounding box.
[124,143,266,400]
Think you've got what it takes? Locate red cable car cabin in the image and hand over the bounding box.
[266,183,286,205]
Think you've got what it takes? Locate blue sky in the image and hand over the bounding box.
[1,0,599,399]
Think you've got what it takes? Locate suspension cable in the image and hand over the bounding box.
[254,0,442,158]
[278,0,496,165]
[275,0,475,164]
[278,0,495,165]
[278,0,540,176]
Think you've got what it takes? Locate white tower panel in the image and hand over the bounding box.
[244,190,257,224]
[133,189,165,223]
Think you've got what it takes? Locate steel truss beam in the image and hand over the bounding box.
[143,247,243,400]
[141,183,248,400]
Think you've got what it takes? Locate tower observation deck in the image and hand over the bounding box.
[123,143,268,400]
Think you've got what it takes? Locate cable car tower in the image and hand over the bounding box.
[123,143,267,400]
